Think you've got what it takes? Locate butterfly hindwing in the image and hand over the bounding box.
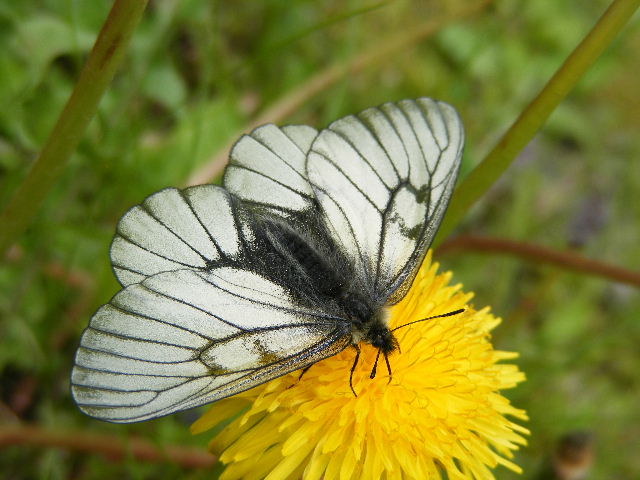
[71,267,350,423]
[112,124,322,287]
[306,98,463,303]
[223,124,318,218]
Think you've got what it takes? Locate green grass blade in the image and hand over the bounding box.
[0,0,148,255]
[435,0,640,245]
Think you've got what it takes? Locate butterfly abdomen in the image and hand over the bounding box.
[255,217,349,302]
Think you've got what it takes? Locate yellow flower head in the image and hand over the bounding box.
[192,252,528,479]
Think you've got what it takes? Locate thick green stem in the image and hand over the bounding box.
[0,0,148,255]
[435,0,640,245]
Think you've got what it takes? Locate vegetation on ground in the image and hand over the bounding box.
[1,0,638,478]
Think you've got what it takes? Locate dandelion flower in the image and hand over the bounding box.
[192,252,528,479]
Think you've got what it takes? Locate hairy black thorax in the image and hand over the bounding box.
[248,211,398,356]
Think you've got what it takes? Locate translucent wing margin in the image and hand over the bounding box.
[224,124,318,217]
[71,267,350,423]
[306,98,464,303]
[110,185,251,286]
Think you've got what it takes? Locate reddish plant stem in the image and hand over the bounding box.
[437,235,640,287]
[0,425,216,468]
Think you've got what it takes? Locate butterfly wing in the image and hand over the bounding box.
[71,267,350,423]
[110,185,253,286]
[223,124,319,218]
[111,124,320,287]
[306,98,464,303]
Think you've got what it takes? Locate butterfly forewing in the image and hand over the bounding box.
[72,268,350,422]
[306,98,463,303]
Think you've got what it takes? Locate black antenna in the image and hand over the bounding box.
[356,309,466,394]
[391,308,465,332]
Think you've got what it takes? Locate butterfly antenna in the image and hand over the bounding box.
[370,349,382,379]
[391,308,465,332]
[349,345,361,397]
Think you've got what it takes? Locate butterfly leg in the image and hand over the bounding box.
[384,353,393,385]
[297,364,313,381]
[286,364,314,391]
[349,345,361,397]
[370,349,382,379]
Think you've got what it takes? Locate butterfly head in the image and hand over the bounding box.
[350,307,398,355]
[366,319,399,355]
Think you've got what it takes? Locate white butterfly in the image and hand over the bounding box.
[71,98,464,423]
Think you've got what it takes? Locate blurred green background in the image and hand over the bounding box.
[1,0,639,478]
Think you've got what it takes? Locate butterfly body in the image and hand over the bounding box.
[72,98,464,422]
[252,210,398,358]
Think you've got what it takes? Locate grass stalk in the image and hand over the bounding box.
[435,0,640,245]
[0,0,148,255]
[186,0,493,186]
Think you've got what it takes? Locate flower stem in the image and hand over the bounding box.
[435,0,640,245]
[0,0,149,256]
